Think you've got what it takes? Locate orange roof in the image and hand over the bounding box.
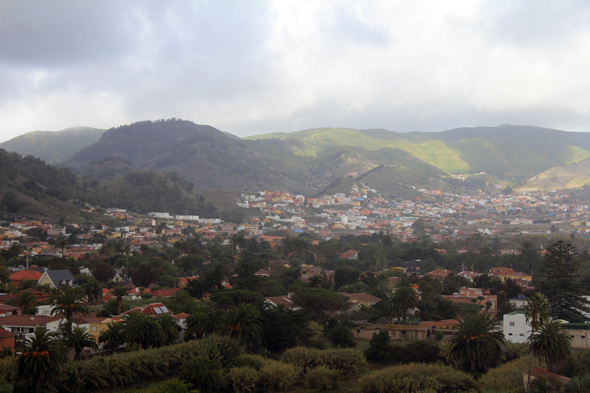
[9,270,43,282]
[525,367,571,385]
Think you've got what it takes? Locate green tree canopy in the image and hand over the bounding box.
[536,241,590,322]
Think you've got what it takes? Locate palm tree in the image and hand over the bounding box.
[157,313,180,345]
[525,292,550,387]
[64,326,97,361]
[51,286,89,322]
[123,311,164,349]
[82,277,102,305]
[98,322,126,354]
[223,303,262,351]
[111,285,128,315]
[531,319,572,372]
[14,290,37,310]
[449,313,505,371]
[16,328,66,393]
[386,284,419,323]
[184,311,210,341]
[54,237,69,258]
[180,355,222,392]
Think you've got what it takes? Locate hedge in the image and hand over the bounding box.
[358,363,478,393]
[49,335,243,392]
[280,347,367,375]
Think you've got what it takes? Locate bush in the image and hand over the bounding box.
[280,347,322,373]
[226,366,259,393]
[358,363,478,393]
[156,379,191,393]
[567,373,590,393]
[229,354,268,370]
[280,347,367,375]
[259,361,300,391]
[325,325,356,348]
[305,366,339,391]
[365,337,440,365]
[479,356,545,392]
[501,343,529,363]
[319,348,368,375]
[0,379,11,393]
[52,335,242,391]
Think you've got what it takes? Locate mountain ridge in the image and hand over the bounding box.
[0,127,105,164]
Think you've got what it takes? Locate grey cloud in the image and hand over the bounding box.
[0,1,140,66]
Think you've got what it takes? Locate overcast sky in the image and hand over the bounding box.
[2,0,590,142]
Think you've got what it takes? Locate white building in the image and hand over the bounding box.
[503,311,530,343]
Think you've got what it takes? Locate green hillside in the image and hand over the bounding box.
[247,125,590,183]
[0,127,105,164]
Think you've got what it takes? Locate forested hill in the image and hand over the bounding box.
[0,127,105,164]
[0,149,218,221]
[67,119,314,193]
[62,120,590,194]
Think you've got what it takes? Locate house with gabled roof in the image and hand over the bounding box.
[265,294,301,310]
[340,292,381,310]
[37,270,77,289]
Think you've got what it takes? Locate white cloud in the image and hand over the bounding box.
[1,0,590,142]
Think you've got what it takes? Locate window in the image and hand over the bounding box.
[509,322,515,326]
[520,333,524,336]
[509,333,513,336]
[582,336,586,339]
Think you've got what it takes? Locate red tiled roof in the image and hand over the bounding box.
[0,329,17,339]
[151,288,180,298]
[1,315,57,327]
[9,270,43,282]
[72,317,106,325]
[526,367,571,385]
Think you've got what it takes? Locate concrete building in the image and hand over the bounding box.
[504,311,530,344]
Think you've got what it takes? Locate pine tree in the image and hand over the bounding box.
[536,241,590,322]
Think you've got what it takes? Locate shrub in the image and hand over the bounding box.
[226,366,259,393]
[325,325,356,348]
[156,379,191,393]
[501,343,529,363]
[319,348,368,375]
[0,358,15,381]
[479,356,545,392]
[259,361,300,391]
[281,347,367,375]
[358,363,477,393]
[280,347,322,373]
[229,354,269,370]
[434,331,444,341]
[567,373,590,393]
[49,336,242,391]
[0,379,11,393]
[305,366,339,391]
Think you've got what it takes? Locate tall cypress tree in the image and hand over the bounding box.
[536,241,590,322]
